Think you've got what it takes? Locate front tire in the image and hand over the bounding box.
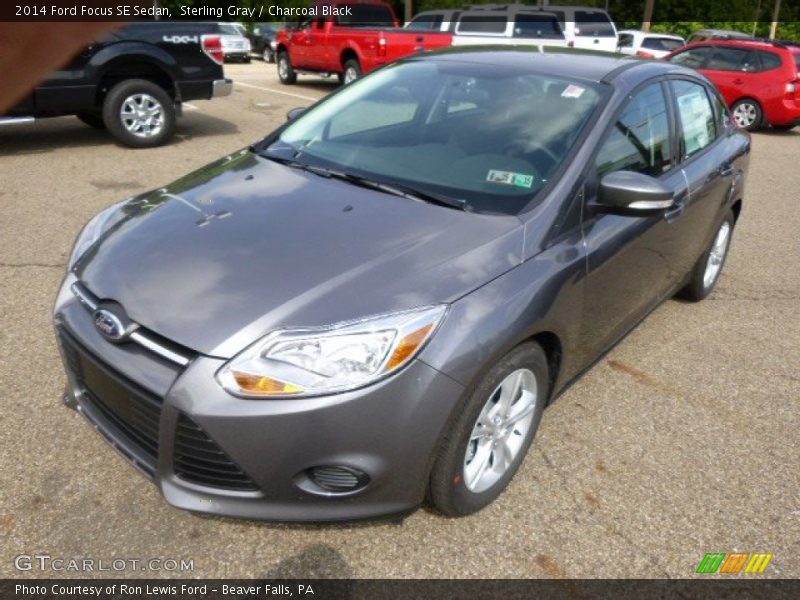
[277,51,297,84]
[731,98,763,131]
[102,79,175,148]
[678,210,735,302]
[428,342,549,516]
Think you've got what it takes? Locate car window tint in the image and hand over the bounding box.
[706,47,750,71]
[457,15,506,34]
[673,80,717,159]
[757,50,782,71]
[641,37,684,52]
[618,33,634,48]
[596,83,672,178]
[513,15,562,39]
[668,46,712,69]
[573,11,615,37]
[407,14,443,31]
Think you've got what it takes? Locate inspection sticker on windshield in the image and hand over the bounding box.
[487,170,534,189]
[561,84,585,98]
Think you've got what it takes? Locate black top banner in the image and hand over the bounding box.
[2,0,800,23]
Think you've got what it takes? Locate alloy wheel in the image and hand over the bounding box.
[703,221,731,289]
[463,369,538,493]
[119,93,164,139]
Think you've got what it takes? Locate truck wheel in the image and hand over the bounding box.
[277,51,297,84]
[76,112,106,130]
[102,79,175,148]
[341,59,362,85]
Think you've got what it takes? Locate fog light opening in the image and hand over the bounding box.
[296,465,370,496]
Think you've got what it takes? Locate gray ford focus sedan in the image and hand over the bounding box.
[55,49,749,520]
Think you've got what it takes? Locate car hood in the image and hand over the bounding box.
[76,151,523,357]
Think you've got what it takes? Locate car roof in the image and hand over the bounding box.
[409,47,694,84]
[682,39,795,53]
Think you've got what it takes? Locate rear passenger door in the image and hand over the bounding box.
[669,77,737,275]
[702,46,754,105]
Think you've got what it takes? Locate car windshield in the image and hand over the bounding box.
[338,5,395,27]
[263,60,602,215]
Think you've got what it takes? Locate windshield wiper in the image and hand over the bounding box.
[261,154,469,211]
[325,170,469,211]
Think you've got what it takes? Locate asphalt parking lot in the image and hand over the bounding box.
[1,61,798,579]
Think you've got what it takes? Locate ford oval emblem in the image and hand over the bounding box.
[93,309,126,342]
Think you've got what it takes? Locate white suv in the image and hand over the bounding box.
[452,5,567,49]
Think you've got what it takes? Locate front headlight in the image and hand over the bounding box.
[217,305,446,398]
[68,200,127,269]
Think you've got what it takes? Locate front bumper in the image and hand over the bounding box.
[212,79,233,98]
[54,276,465,521]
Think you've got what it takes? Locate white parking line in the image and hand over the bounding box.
[234,81,320,102]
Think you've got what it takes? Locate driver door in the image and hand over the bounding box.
[578,80,689,362]
[288,19,314,68]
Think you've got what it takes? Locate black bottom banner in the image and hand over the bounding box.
[3,579,800,600]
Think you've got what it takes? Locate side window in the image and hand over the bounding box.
[618,33,634,48]
[756,50,782,71]
[709,87,732,129]
[672,80,717,159]
[456,15,507,35]
[668,46,712,69]
[513,15,562,39]
[706,47,749,71]
[596,83,672,178]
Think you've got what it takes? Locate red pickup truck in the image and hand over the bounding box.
[274,0,452,85]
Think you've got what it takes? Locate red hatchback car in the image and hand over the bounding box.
[665,39,800,131]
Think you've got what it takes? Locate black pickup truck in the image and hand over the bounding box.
[3,22,233,147]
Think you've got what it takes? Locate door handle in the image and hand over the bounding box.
[719,164,734,177]
[732,79,744,85]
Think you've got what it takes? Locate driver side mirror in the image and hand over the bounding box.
[596,171,675,215]
[286,107,307,121]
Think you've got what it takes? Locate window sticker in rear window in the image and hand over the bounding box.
[487,170,535,188]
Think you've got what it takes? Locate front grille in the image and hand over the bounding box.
[174,415,259,492]
[60,329,162,476]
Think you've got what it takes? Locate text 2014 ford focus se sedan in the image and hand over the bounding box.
[55,49,749,520]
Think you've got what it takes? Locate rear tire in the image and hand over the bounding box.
[102,79,175,148]
[277,51,297,84]
[341,59,362,85]
[76,112,105,130]
[678,210,735,302]
[731,98,763,131]
[428,342,549,517]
